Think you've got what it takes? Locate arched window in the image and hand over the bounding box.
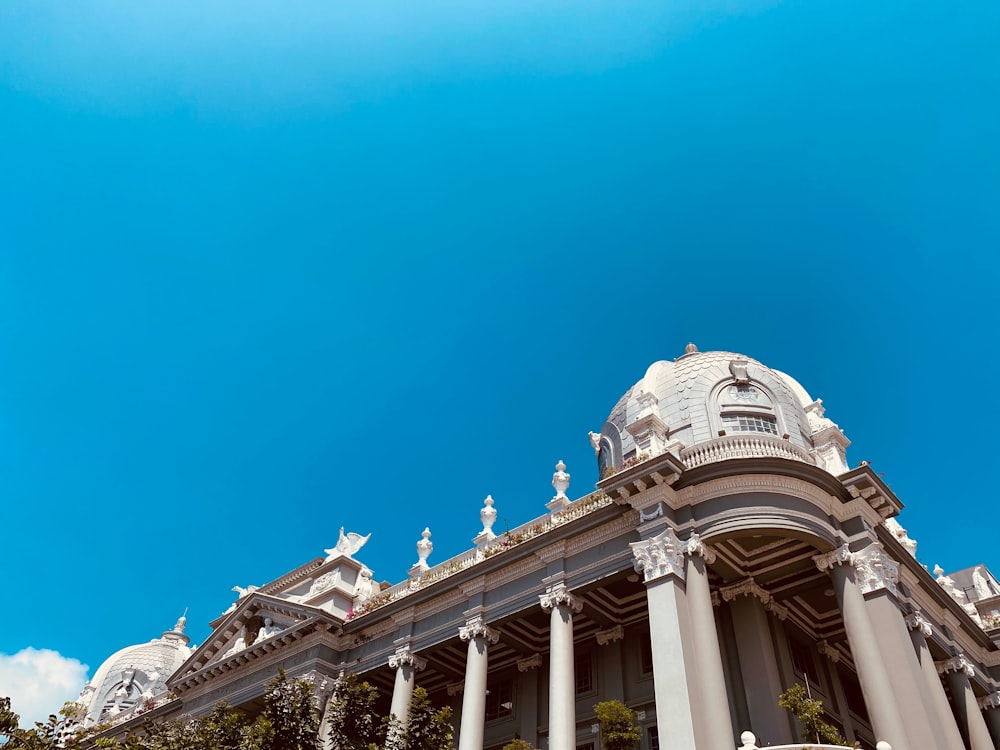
[713,382,785,437]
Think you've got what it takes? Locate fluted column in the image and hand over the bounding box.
[388,645,427,732]
[980,693,1000,750]
[630,528,700,750]
[905,612,966,750]
[815,545,908,749]
[457,615,500,750]
[684,533,736,750]
[940,655,995,750]
[540,582,583,750]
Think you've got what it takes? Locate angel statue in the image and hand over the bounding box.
[325,527,371,560]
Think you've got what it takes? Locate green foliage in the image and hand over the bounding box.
[261,671,319,750]
[501,740,538,750]
[593,700,641,750]
[398,688,453,750]
[325,673,384,750]
[778,684,854,747]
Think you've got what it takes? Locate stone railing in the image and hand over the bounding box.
[681,433,814,469]
[738,730,890,750]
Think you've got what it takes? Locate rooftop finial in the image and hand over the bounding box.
[173,609,188,633]
[685,342,698,354]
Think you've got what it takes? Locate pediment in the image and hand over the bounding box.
[170,593,339,686]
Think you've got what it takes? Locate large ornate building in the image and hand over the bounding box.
[78,346,1000,750]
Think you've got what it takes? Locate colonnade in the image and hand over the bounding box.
[379,531,1000,750]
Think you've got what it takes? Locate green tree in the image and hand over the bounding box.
[501,740,538,750]
[778,684,854,747]
[396,688,453,750]
[325,673,383,750]
[261,671,319,750]
[593,700,641,750]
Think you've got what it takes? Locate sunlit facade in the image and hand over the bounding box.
[80,346,1000,750]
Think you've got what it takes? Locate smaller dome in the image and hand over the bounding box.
[78,616,191,725]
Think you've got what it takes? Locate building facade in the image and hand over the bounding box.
[79,346,1000,750]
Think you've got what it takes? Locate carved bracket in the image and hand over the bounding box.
[517,653,542,672]
[937,654,976,678]
[595,625,624,646]
[905,611,933,638]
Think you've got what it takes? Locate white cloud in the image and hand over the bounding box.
[0,648,89,729]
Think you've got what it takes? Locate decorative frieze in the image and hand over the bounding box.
[459,615,499,644]
[539,582,583,613]
[937,654,976,678]
[388,645,427,672]
[638,503,663,523]
[595,625,624,645]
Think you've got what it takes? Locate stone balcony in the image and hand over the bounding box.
[738,729,889,750]
[681,433,814,469]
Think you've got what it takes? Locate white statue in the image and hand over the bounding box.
[325,528,371,560]
[588,431,602,455]
[257,617,282,641]
[973,566,994,599]
[354,565,376,603]
[232,585,258,599]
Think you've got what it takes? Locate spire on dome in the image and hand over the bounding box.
[684,342,698,354]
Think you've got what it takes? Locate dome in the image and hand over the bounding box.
[77,616,192,725]
[593,345,850,477]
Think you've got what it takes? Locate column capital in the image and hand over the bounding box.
[595,625,624,645]
[388,645,427,671]
[459,615,499,644]
[540,581,583,613]
[937,654,975,678]
[813,542,899,596]
[630,527,686,583]
[979,692,1000,711]
[905,610,933,637]
[517,653,542,672]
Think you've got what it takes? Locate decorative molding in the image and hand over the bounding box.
[595,625,624,645]
[517,653,542,672]
[459,615,500,645]
[631,527,687,583]
[813,544,853,572]
[937,654,975,678]
[446,682,464,697]
[539,582,583,613]
[413,588,466,621]
[684,532,716,564]
[682,475,835,516]
[566,515,637,557]
[537,541,569,563]
[905,611,934,638]
[638,503,664,523]
[460,577,487,597]
[720,578,770,605]
[388,646,427,672]
[484,555,543,590]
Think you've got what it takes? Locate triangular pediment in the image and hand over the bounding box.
[169,593,340,689]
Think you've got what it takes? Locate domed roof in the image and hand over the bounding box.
[595,345,850,476]
[77,616,192,725]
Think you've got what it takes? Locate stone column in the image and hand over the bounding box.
[724,587,793,745]
[630,528,700,750]
[815,545,908,749]
[517,654,542,747]
[596,625,625,702]
[905,612,966,750]
[940,655,995,750]
[540,581,583,750]
[980,693,1000,750]
[684,534,737,750]
[388,645,427,731]
[457,615,500,750]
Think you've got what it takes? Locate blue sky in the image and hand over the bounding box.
[1,0,998,724]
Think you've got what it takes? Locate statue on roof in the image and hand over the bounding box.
[325,528,371,559]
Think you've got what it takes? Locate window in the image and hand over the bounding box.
[485,678,513,722]
[789,639,814,680]
[722,413,778,435]
[575,652,594,694]
[576,744,595,750]
[640,634,653,675]
[648,726,659,750]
